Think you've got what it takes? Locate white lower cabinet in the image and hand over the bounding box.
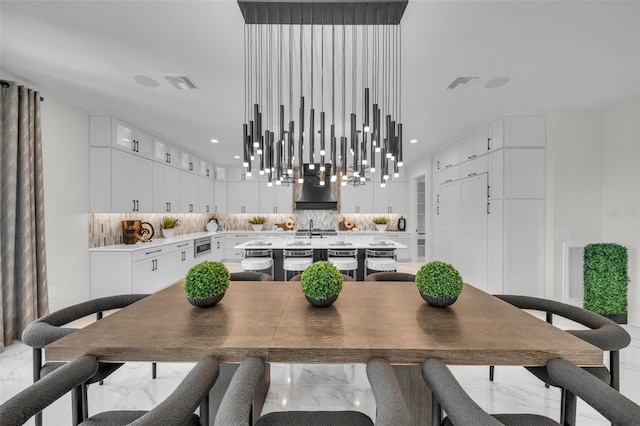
[224,233,254,260]
[212,234,224,261]
[169,241,196,282]
[133,252,170,294]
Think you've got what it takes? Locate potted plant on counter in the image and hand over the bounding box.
[300,261,343,307]
[416,261,463,307]
[248,216,266,232]
[184,261,230,308]
[161,216,180,238]
[373,217,389,232]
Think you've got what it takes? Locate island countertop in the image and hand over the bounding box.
[234,234,407,249]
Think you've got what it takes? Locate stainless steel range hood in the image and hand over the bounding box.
[295,164,338,210]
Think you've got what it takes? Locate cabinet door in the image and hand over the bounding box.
[199,177,214,213]
[437,180,461,266]
[275,184,293,214]
[153,137,179,167]
[243,181,261,213]
[111,150,137,212]
[133,254,170,294]
[214,180,227,213]
[488,119,504,150]
[340,184,359,213]
[133,157,153,213]
[260,184,277,213]
[180,152,196,172]
[133,128,152,159]
[460,127,489,162]
[459,174,488,292]
[504,149,545,199]
[487,199,504,294]
[215,165,226,180]
[440,142,461,170]
[179,171,199,213]
[373,184,389,214]
[504,116,545,147]
[387,181,405,214]
[170,247,196,283]
[153,163,169,213]
[226,166,244,181]
[113,120,135,152]
[488,151,504,200]
[226,181,245,213]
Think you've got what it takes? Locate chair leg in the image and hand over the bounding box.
[199,393,209,426]
[610,350,619,391]
[563,388,577,426]
[489,365,494,381]
[71,385,83,426]
[152,362,157,379]
[431,394,442,426]
[82,382,89,420]
[33,348,43,426]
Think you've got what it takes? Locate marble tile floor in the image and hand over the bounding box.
[1,262,638,425]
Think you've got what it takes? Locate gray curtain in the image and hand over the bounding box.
[0,80,49,351]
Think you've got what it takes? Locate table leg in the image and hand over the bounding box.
[206,362,270,425]
[392,364,432,426]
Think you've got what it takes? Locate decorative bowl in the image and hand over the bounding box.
[186,293,225,308]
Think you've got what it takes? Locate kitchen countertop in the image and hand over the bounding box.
[234,235,407,249]
[89,230,410,252]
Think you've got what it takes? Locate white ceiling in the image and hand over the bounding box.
[2,1,638,166]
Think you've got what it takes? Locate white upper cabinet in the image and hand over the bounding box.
[179,170,200,213]
[199,160,213,179]
[227,181,261,213]
[503,116,546,147]
[214,180,227,213]
[433,142,461,172]
[460,127,489,162]
[153,137,181,168]
[90,117,152,159]
[260,183,293,214]
[227,166,260,181]
[340,183,374,214]
[199,177,214,213]
[180,152,196,172]
[111,150,152,213]
[488,119,504,150]
[152,162,179,213]
[214,165,227,180]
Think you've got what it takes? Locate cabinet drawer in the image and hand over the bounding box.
[225,249,244,260]
[133,246,168,262]
[168,240,193,253]
[435,166,460,186]
[461,156,488,178]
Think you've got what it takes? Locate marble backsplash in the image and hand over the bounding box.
[90,212,404,247]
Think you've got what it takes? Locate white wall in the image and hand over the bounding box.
[1,69,91,311]
[547,96,640,325]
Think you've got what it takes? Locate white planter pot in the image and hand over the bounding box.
[162,228,175,238]
[376,224,388,232]
[252,224,264,232]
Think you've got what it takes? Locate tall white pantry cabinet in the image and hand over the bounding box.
[432,116,545,297]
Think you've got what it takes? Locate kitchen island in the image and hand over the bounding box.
[235,234,407,280]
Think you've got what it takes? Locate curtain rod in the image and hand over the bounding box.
[1,79,45,101]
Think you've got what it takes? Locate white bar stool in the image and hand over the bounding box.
[241,249,274,277]
[283,249,314,281]
[365,249,397,277]
[328,249,358,279]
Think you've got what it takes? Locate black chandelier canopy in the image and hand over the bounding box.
[238,0,407,189]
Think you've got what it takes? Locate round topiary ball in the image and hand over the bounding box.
[301,261,344,300]
[415,261,463,299]
[184,261,230,299]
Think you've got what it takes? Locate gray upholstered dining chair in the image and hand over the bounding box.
[489,295,631,425]
[215,357,410,426]
[364,272,416,282]
[230,271,274,281]
[0,355,99,426]
[21,294,155,426]
[422,357,640,426]
[0,355,219,426]
[79,356,219,426]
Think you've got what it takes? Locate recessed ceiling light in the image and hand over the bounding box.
[211,139,219,143]
[134,75,159,88]
[484,76,510,89]
[234,155,240,159]
[410,139,418,144]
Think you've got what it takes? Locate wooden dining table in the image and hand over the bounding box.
[46,281,603,425]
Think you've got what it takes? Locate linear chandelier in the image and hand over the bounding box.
[239,1,407,188]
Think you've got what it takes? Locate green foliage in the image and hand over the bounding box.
[161,216,180,229]
[248,216,266,225]
[373,217,389,225]
[583,243,628,314]
[416,261,463,298]
[183,261,230,299]
[301,261,343,299]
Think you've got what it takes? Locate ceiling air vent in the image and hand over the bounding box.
[446,76,479,90]
[162,75,199,90]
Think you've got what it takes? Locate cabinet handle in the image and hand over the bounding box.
[146,249,162,255]
[437,206,440,215]
[487,186,491,198]
[206,205,210,213]
[206,169,210,177]
[487,202,490,214]
[437,160,440,170]
[437,194,440,203]
[468,172,477,177]
[189,204,193,213]
[445,179,453,183]
[177,243,189,248]
[468,154,477,160]
[136,200,139,211]
[487,137,491,150]
[445,164,453,168]
[189,162,193,171]
[132,200,136,211]
[217,242,220,249]
[182,251,186,261]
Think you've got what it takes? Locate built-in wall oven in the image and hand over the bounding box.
[194,236,212,258]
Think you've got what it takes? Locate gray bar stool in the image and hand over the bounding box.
[328,248,358,279]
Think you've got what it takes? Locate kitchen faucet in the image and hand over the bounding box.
[309,219,313,239]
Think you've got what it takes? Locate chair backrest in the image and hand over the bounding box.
[365,272,415,282]
[214,357,266,426]
[366,248,396,258]
[547,359,640,426]
[230,272,274,281]
[328,248,358,257]
[290,273,355,282]
[22,294,150,348]
[494,295,631,351]
[243,249,273,258]
[128,356,219,426]
[422,358,504,426]
[366,359,411,426]
[0,355,99,426]
[283,249,313,257]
